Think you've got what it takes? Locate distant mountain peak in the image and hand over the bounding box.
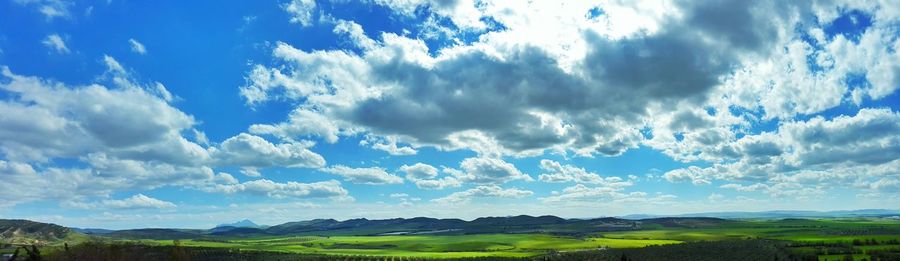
[215,219,261,229]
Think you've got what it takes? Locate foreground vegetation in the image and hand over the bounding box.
[22,239,900,261]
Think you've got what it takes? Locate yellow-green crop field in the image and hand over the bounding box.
[104,218,900,259]
[143,234,680,258]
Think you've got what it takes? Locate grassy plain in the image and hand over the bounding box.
[143,234,680,258]
[95,218,900,259]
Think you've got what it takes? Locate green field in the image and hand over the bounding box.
[8,217,900,259]
[143,234,681,258]
[113,218,900,259]
[598,218,900,261]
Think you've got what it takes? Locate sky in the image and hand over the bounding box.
[0,0,898,229]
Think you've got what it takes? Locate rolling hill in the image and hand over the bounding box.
[100,215,726,239]
[0,219,80,245]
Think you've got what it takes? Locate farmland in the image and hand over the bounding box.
[5,216,900,260]
[106,217,900,259]
[141,234,681,258]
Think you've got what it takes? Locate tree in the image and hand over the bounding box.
[169,240,190,261]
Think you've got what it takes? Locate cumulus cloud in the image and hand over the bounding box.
[129,38,147,54]
[399,163,438,180]
[0,158,204,208]
[249,108,343,143]
[204,179,352,201]
[0,161,91,207]
[0,61,333,208]
[42,34,69,53]
[713,13,900,120]
[100,194,176,209]
[321,165,404,185]
[360,136,417,155]
[664,108,900,196]
[0,65,204,164]
[210,133,326,169]
[240,0,823,160]
[538,159,632,186]
[433,185,532,203]
[455,157,533,184]
[399,163,461,190]
[663,166,714,185]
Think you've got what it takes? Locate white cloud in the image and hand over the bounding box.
[433,185,532,203]
[0,158,209,208]
[455,157,533,184]
[42,34,69,53]
[540,184,676,204]
[360,135,417,155]
[321,165,404,185]
[334,19,377,50]
[400,163,438,180]
[399,163,461,190]
[537,159,631,186]
[411,176,463,190]
[153,82,173,102]
[210,133,326,169]
[250,108,343,143]
[215,172,239,184]
[204,179,352,201]
[0,62,334,208]
[374,0,486,31]
[100,194,176,209]
[389,193,409,198]
[192,129,209,146]
[0,65,204,164]
[15,0,71,20]
[283,0,316,27]
[0,161,80,207]
[240,167,262,177]
[103,55,126,74]
[664,108,900,197]
[663,166,714,185]
[871,178,900,192]
[129,38,147,54]
[242,0,813,159]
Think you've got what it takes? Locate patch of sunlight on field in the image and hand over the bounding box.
[588,238,681,248]
[773,234,900,243]
[817,254,870,261]
[600,229,741,241]
[601,228,785,241]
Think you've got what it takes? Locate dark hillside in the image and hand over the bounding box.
[0,219,73,244]
[105,228,205,240]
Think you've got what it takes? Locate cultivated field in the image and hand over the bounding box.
[5,217,900,260]
[114,218,900,259]
[145,234,681,258]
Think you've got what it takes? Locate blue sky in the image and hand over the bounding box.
[1,0,899,229]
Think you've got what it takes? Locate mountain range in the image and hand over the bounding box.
[4,209,898,243]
